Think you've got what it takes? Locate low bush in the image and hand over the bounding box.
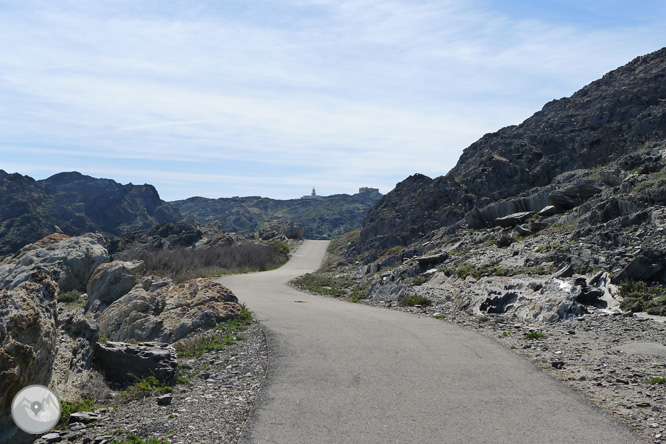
[120,376,172,402]
[399,296,432,307]
[523,332,545,340]
[619,281,666,314]
[175,305,254,358]
[118,243,288,283]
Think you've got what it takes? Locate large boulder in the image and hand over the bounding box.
[49,307,100,401]
[93,341,178,384]
[548,183,602,210]
[0,233,109,292]
[0,277,58,439]
[98,278,241,343]
[86,260,145,312]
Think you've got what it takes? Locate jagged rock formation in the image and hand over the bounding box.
[93,342,178,384]
[0,276,59,439]
[0,233,245,441]
[323,47,666,321]
[0,233,110,292]
[172,190,382,240]
[97,278,241,343]
[0,171,180,257]
[355,48,666,258]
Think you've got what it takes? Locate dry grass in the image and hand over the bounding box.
[118,243,288,283]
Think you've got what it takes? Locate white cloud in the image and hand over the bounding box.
[0,0,664,199]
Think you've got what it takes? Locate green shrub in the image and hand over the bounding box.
[619,281,666,313]
[58,398,95,427]
[647,376,666,385]
[120,376,172,402]
[523,332,545,340]
[399,296,432,307]
[175,305,253,358]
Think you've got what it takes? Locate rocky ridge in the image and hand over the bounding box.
[172,189,382,240]
[355,47,666,257]
[0,171,180,258]
[0,233,254,444]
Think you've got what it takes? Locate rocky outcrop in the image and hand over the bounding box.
[0,278,58,439]
[49,307,100,401]
[355,48,666,260]
[98,278,241,343]
[0,171,180,257]
[86,260,145,312]
[93,341,178,384]
[0,233,109,292]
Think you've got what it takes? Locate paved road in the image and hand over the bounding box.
[219,240,642,443]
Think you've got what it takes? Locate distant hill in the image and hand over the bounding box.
[0,171,180,256]
[171,190,383,240]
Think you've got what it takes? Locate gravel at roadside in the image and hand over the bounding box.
[33,322,268,444]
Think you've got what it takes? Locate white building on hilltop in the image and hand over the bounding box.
[302,187,322,199]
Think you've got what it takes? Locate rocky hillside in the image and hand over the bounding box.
[356,47,666,257]
[172,190,382,240]
[0,171,180,257]
[294,47,666,323]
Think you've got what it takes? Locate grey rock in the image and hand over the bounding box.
[0,233,109,292]
[42,433,63,443]
[495,212,533,228]
[69,411,102,424]
[416,253,448,266]
[537,205,558,217]
[548,183,602,210]
[612,254,664,283]
[93,341,178,384]
[98,278,240,343]
[86,260,145,312]
[0,279,58,437]
[157,394,173,406]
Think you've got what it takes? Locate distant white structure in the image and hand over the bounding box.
[302,187,322,199]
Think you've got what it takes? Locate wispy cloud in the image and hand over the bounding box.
[0,0,663,199]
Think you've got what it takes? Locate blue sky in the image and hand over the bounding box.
[0,0,664,201]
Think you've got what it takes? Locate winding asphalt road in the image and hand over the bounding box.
[219,240,642,443]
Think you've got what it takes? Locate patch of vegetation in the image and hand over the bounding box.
[110,434,171,444]
[57,289,82,303]
[433,314,446,319]
[534,244,565,253]
[175,305,254,358]
[58,398,96,427]
[633,171,666,194]
[478,316,490,324]
[523,332,545,340]
[291,272,368,300]
[119,376,172,402]
[619,281,666,315]
[443,263,556,280]
[647,376,666,385]
[318,230,360,271]
[501,332,511,337]
[399,296,433,307]
[376,245,405,262]
[118,243,289,283]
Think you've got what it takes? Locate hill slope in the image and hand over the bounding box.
[0,171,180,256]
[357,47,666,257]
[172,190,382,240]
